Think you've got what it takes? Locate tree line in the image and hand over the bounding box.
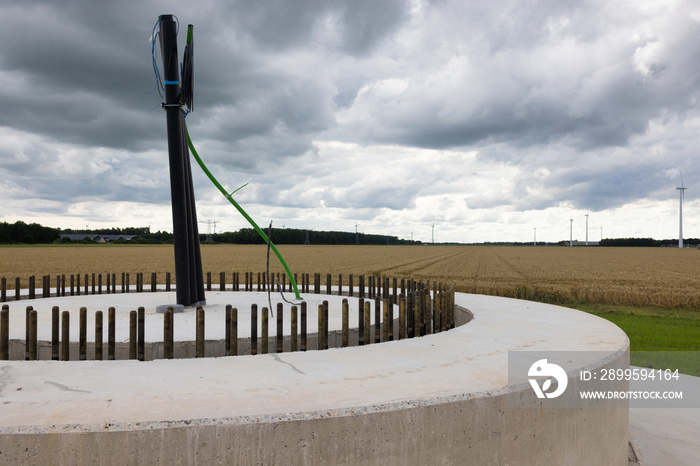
[2,221,697,247]
[59,226,419,245]
[0,221,60,244]
[599,237,700,247]
[0,222,420,245]
[212,228,420,245]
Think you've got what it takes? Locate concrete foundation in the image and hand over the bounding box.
[0,293,629,465]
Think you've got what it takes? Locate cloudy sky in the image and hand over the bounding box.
[1,0,698,243]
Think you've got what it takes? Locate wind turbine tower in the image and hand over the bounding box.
[431,224,435,244]
[533,227,536,246]
[678,172,687,248]
[585,214,589,246]
[355,222,360,245]
[569,219,573,247]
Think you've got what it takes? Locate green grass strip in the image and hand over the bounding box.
[577,303,700,376]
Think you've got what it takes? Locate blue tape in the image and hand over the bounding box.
[164,80,180,85]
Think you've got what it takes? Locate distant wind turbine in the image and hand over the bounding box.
[569,219,573,247]
[677,171,687,248]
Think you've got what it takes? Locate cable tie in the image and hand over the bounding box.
[164,80,180,85]
[160,103,189,114]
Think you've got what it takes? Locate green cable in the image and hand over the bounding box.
[185,125,302,299]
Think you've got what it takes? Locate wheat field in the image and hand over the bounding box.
[1,244,699,308]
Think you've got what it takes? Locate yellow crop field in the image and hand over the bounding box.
[1,244,699,308]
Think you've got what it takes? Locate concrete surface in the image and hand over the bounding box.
[0,292,631,465]
[629,369,700,466]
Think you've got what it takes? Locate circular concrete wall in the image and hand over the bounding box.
[0,292,629,465]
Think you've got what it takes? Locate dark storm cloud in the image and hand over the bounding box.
[0,0,410,156]
[224,0,409,55]
[344,8,700,154]
[0,2,160,150]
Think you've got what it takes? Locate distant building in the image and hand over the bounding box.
[60,234,138,243]
[570,240,599,246]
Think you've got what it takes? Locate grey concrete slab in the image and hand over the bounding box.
[0,292,627,430]
[629,368,700,466]
[0,292,634,464]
